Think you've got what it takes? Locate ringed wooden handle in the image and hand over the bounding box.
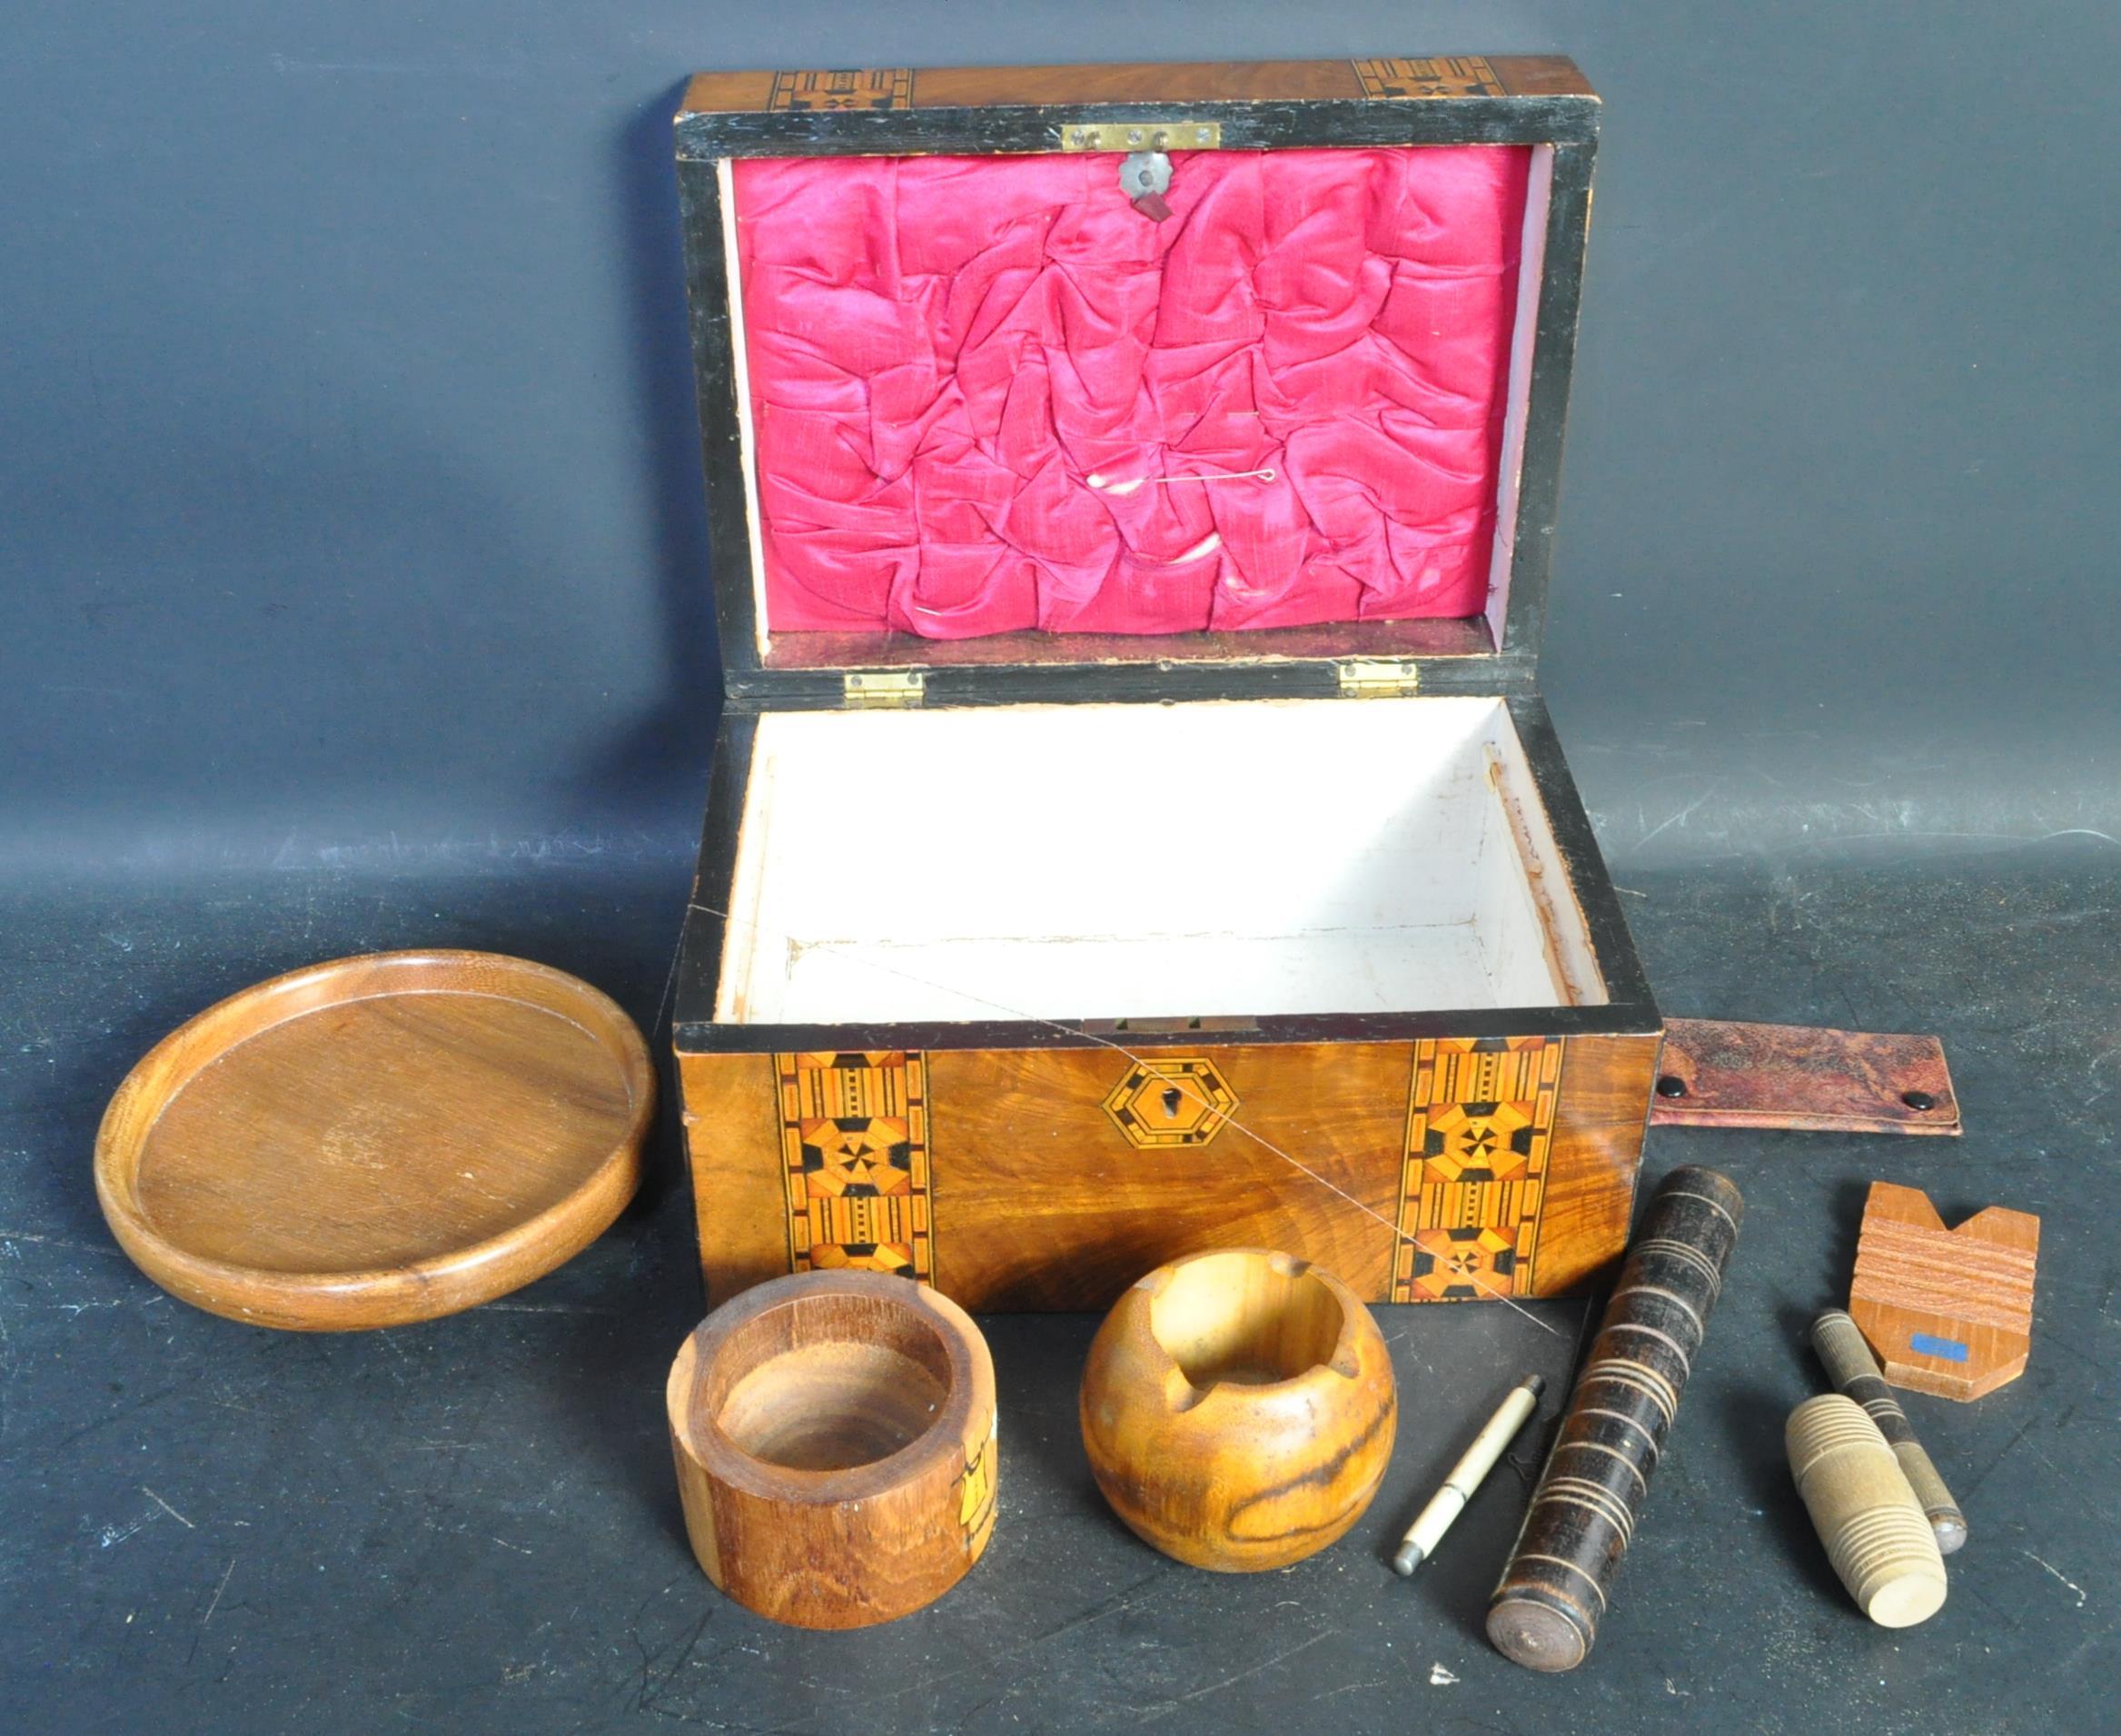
[1787,1394,1948,1628]
[1811,1309,1967,1553]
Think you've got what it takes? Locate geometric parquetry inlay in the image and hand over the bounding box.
[1100,1056,1238,1149]
[1351,55,1503,100]
[774,1050,931,1281]
[1391,1037,1565,1303]
[766,68,915,113]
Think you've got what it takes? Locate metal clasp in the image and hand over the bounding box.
[1058,120,1222,153]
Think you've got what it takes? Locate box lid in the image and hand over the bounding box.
[674,57,1599,708]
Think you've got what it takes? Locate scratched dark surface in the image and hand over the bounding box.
[1,838,2113,1731]
[7,4,2120,876]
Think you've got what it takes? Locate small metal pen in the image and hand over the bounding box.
[1393,1373,1545,1575]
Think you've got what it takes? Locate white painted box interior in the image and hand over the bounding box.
[713,696,1605,1026]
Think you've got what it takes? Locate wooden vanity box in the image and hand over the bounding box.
[669,56,1664,1312]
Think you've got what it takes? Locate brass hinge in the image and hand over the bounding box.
[1335,658,1423,698]
[841,670,926,709]
[1057,120,1223,153]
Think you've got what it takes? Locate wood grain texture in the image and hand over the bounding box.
[1849,1181,2037,1400]
[1650,1019,1960,1135]
[94,951,653,1330]
[668,1271,996,1629]
[679,1051,789,1306]
[1078,1248,1395,1572]
[678,57,1592,119]
[928,1043,1403,1311]
[683,1036,1655,1312]
[1520,1033,1659,1296]
[1488,1166,1744,1672]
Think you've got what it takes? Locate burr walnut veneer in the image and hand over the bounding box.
[669,56,1664,1312]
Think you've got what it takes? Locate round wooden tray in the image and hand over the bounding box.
[95,950,655,1330]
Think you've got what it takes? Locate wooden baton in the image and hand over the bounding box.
[1487,1165,1745,1672]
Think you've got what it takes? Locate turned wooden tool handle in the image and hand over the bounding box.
[1487,1166,1744,1672]
[1787,1394,1948,1628]
[1811,1310,1967,1554]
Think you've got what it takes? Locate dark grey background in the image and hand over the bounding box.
[5,5,2118,1732]
[6,0,2116,873]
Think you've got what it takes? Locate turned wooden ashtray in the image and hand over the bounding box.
[667,1271,997,1629]
[1079,1247,1397,1572]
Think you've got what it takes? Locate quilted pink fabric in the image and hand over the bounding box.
[732,146,1530,637]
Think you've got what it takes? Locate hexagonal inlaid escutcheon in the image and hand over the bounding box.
[1100,1057,1238,1148]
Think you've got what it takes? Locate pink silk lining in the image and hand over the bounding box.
[732,146,1531,638]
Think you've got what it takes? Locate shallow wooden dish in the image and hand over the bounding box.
[1079,1247,1397,1572]
[668,1270,997,1629]
[94,950,655,1330]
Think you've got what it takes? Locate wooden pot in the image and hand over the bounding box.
[667,1271,996,1629]
[1078,1247,1397,1572]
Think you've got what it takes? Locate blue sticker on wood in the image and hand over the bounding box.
[1909,1332,1970,1363]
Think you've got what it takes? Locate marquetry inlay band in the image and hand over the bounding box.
[1352,56,1503,99]
[774,1050,932,1281]
[767,68,915,112]
[957,1413,997,1553]
[1393,1037,1563,1303]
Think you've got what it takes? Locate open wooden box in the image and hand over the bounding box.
[670,56,1666,1312]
